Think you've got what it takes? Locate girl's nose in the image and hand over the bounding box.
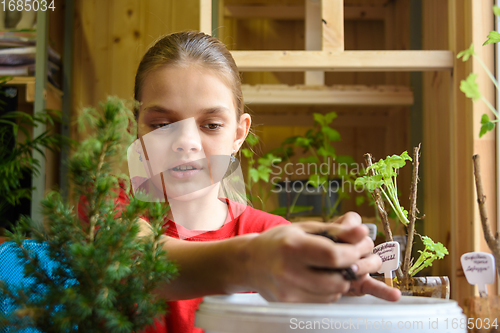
[171,122,202,153]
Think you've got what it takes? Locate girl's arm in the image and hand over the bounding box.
[139,213,400,303]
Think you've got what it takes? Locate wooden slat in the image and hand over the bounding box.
[242,84,413,106]
[344,6,385,20]
[224,5,304,20]
[200,0,212,35]
[231,50,454,71]
[224,5,385,21]
[252,112,389,127]
[305,0,324,85]
[322,0,344,51]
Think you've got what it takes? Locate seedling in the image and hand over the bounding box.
[284,112,356,221]
[356,149,449,278]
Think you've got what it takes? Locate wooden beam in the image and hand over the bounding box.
[200,0,212,35]
[224,5,385,21]
[252,112,390,127]
[344,6,385,20]
[322,0,344,51]
[305,0,324,85]
[242,84,413,106]
[231,50,454,71]
[224,5,304,20]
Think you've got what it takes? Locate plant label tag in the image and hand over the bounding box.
[373,241,400,274]
[364,223,377,241]
[460,252,496,297]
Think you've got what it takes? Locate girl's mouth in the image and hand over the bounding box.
[168,164,202,179]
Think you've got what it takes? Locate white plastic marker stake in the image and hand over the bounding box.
[364,223,377,241]
[460,252,496,297]
[372,241,400,287]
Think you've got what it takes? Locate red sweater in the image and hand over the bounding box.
[79,185,289,333]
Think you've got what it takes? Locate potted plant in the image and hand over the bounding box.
[0,76,65,236]
[0,97,178,332]
[355,147,450,298]
[273,112,356,222]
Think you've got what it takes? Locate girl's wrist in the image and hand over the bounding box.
[223,233,260,294]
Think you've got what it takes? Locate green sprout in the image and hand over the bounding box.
[355,150,449,277]
[355,152,412,226]
[408,236,449,277]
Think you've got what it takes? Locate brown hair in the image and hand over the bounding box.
[134,31,243,120]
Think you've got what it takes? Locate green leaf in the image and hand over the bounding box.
[384,153,411,172]
[295,137,312,147]
[422,236,449,258]
[321,126,341,142]
[483,30,500,46]
[355,174,384,192]
[241,148,253,158]
[324,112,338,125]
[355,196,365,206]
[258,153,281,167]
[246,132,259,146]
[313,113,325,126]
[479,114,495,137]
[249,168,260,183]
[460,73,481,101]
[457,43,475,61]
[257,165,272,182]
[494,5,500,16]
[317,146,336,159]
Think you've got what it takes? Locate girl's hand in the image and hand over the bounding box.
[333,213,401,302]
[245,212,380,303]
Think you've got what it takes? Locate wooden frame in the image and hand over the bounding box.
[224,5,386,21]
[231,50,454,72]
[243,84,414,106]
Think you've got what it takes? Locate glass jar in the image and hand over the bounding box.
[374,276,450,299]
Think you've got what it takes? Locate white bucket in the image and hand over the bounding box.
[195,293,466,333]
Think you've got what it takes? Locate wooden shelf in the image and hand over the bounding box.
[242,84,413,106]
[7,76,62,103]
[231,50,454,72]
[225,4,385,21]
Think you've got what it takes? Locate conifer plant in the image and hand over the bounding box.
[0,97,177,332]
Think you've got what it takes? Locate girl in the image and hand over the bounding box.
[130,31,400,333]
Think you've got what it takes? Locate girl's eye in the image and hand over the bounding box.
[152,123,172,129]
[203,123,222,130]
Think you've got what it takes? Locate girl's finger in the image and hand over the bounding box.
[352,254,382,276]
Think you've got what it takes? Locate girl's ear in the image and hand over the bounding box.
[234,113,251,152]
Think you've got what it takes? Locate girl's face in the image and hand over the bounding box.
[136,65,250,200]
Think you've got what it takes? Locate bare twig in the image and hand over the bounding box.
[472,155,500,278]
[403,144,421,279]
[364,153,403,279]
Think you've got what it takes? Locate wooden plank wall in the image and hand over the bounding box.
[72,0,200,144]
[422,0,456,294]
